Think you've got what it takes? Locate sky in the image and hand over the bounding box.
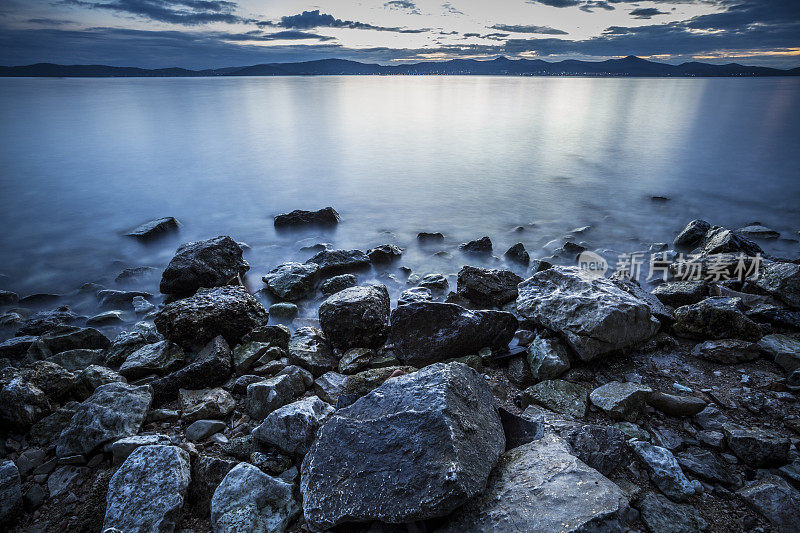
[0,0,798,69]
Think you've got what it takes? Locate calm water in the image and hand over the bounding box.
[1,76,799,322]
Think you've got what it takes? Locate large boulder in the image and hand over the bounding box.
[287,327,337,377]
[103,445,191,533]
[438,434,629,533]
[262,262,319,301]
[154,286,267,350]
[150,336,232,405]
[304,249,370,276]
[456,266,523,308]
[56,382,152,457]
[159,235,249,296]
[318,285,390,351]
[252,396,334,456]
[673,297,762,341]
[517,267,659,361]
[26,325,110,359]
[754,261,800,309]
[274,206,339,228]
[300,362,505,530]
[390,302,517,367]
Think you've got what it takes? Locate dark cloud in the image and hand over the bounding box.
[630,7,669,18]
[442,2,463,15]
[489,24,567,35]
[60,0,242,25]
[384,1,421,14]
[580,1,615,12]
[220,30,335,42]
[26,18,76,25]
[265,9,429,33]
[526,0,583,7]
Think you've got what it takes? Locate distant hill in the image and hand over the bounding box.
[1,56,797,77]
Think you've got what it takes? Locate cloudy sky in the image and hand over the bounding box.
[0,0,798,69]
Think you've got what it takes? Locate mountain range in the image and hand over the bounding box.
[2,56,799,77]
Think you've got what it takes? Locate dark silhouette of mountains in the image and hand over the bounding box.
[2,56,798,77]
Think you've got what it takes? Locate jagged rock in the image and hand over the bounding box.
[301,363,504,529]
[47,348,105,371]
[753,261,800,309]
[653,281,709,308]
[722,424,790,467]
[700,227,763,256]
[126,217,179,239]
[439,434,629,533]
[507,356,533,387]
[305,249,370,276]
[559,423,627,476]
[150,335,232,405]
[116,266,159,283]
[16,307,79,336]
[390,302,517,367]
[319,285,390,351]
[0,336,37,360]
[211,463,299,533]
[336,366,417,409]
[648,392,706,417]
[159,235,248,296]
[246,371,306,420]
[590,381,653,421]
[337,348,374,374]
[119,340,185,379]
[673,297,762,341]
[103,445,190,532]
[179,387,235,422]
[132,296,155,314]
[154,286,267,350]
[456,266,523,307]
[56,382,151,457]
[262,262,319,301]
[758,333,800,373]
[313,371,346,404]
[459,236,492,255]
[186,419,226,441]
[74,365,126,400]
[637,492,708,533]
[188,455,237,518]
[320,274,357,296]
[111,434,172,464]
[504,242,530,265]
[27,325,110,359]
[693,406,729,431]
[252,396,334,456]
[738,473,800,533]
[0,373,52,430]
[48,465,88,497]
[691,339,760,364]
[498,407,543,450]
[367,244,402,264]
[28,402,79,446]
[0,460,22,525]
[274,206,339,227]
[674,219,712,247]
[676,447,736,486]
[629,441,697,502]
[104,323,162,368]
[612,275,674,325]
[521,380,588,419]
[288,327,337,377]
[526,333,571,381]
[242,324,291,349]
[517,267,659,361]
[231,341,270,376]
[419,273,449,293]
[397,286,432,306]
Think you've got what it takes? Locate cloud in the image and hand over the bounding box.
[26,18,76,26]
[442,2,463,15]
[580,1,615,12]
[525,0,582,8]
[629,7,669,18]
[59,0,242,25]
[489,24,568,35]
[265,9,429,33]
[221,30,335,42]
[384,1,421,14]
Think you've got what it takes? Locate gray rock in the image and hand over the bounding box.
[506,355,533,387]
[0,290,19,307]
[211,463,299,533]
[188,454,237,518]
[27,325,110,359]
[150,335,232,405]
[252,396,334,456]
[629,441,697,502]
[47,465,87,497]
[16,307,79,336]
[700,227,762,256]
[419,273,449,293]
[459,236,492,255]
[119,340,185,379]
[653,281,709,308]
[676,447,736,486]
[753,261,800,309]
[691,339,761,364]
[694,406,729,431]
[132,296,156,314]
[674,219,712,247]
[242,324,291,348]
[300,362,505,530]
[126,217,179,239]
[111,434,172,464]
[590,381,653,421]
[262,262,319,301]
[186,419,227,442]
[0,377,50,431]
[517,267,659,361]
[104,323,162,368]
[648,391,706,417]
[390,302,517,367]
[159,235,249,296]
[274,206,339,227]
[417,231,444,243]
[338,348,374,374]
[246,372,306,420]
[456,266,523,307]
[673,297,762,341]
[335,366,417,409]
[179,387,235,422]
[96,289,152,310]
[612,274,675,325]
[269,302,298,319]
[498,407,544,450]
[0,335,37,360]
[738,473,800,533]
[320,274,357,296]
[313,371,346,404]
[305,249,370,276]
[288,327,337,377]
[103,445,191,532]
[560,423,627,476]
[28,402,79,446]
[526,333,571,381]
[438,434,629,533]
[637,492,708,533]
[231,341,270,376]
[738,224,780,239]
[86,310,127,326]
[522,379,588,419]
[397,286,432,306]
[0,460,22,525]
[504,242,530,266]
[74,365,126,400]
[722,424,790,467]
[758,333,800,373]
[46,348,105,371]
[318,285,390,351]
[366,244,402,264]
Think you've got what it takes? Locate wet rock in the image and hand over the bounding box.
[701,227,763,256]
[648,392,706,417]
[674,219,712,247]
[116,266,159,283]
[676,447,736,486]
[246,371,306,420]
[179,387,235,422]
[559,423,627,476]
[318,285,390,351]
[673,297,762,341]
[188,454,237,518]
[590,381,653,421]
[111,434,172,464]
[738,473,800,533]
[335,366,417,408]
[391,302,516,367]
[456,266,523,308]
[231,341,270,376]
[132,295,155,314]
[337,348,374,374]
[653,281,709,307]
[102,445,190,532]
[0,375,51,430]
[159,235,249,296]
[287,327,337,377]
[305,249,370,276]
[154,286,267,350]
[367,244,402,264]
[0,290,19,307]
[419,273,449,293]
[186,419,226,441]
[612,275,675,325]
[27,325,110,359]
[517,267,659,361]
[722,424,790,467]
[262,262,319,301]
[119,340,185,379]
[504,242,530,266]
[125,216,179,239]
[47,348,105,371]
[397,286,432,306]
[506,355,533,387]
[629,441,697,502]
[521,380,588,419]
[74,365,126,400]
[637,492,707,533]
[753,261,800,309]
[56,382,151,457]
[417,231,444,243]
[16,307,79,336]
[691,339,760,364]
[459,236,493,255]
[526,333,571,381]
[758,333,800,373]
[738,224,780,239]
[320,274,357,296]
[242,324,291,349]
[96,289,152,310]
[104,323,162,368]
[252,396,334,456]
[274,206,339,228]
[313,371,346,404]
[150,335,232,405]
[439,434,628,533]
[0,460,22,525]
[211,462,299,533]
[0,335,37,360]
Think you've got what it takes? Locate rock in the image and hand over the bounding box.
[186,419,227,441]
[301,362,504,529]
[648,392,706,417]
[27,325,110,359]
[337,348,374,374]
[188,455,237,517]
[179,387,235,422]
[242,324,291,349]
[366,244,402,264]
[521,380,588,419]
[252,396,334,456]
[159,235,249,296]
[390,302,517,367]
[211,463,299,533]
[517,267,659,361]
[753,261,800,309]
[559,424,627,476]
[154,286,267,350]
[0,460,22,525]
[722,424,790,467]
[526,333,571,381]
[287,327,337,377]
[700,227,763,256]
[637,492,708,533]
[459,236,492,255]
[48,464,87,497]
[673,297,762,341]
[104,323,162,368]
[758,333,800,373]
[674,219,712,247]
[47,348,104,371]
[74,365,126,400]
[590,381,653,421]
[268,302,297,319]
[102,445,190,532]
[116,266,159,283]
[694,406,729,431]
[246,372,306,420]
[119,340,185,379]
[126,217,180,239]
[336,366,417,408]
[0,374,52,430]
[456,266,523,307]
[111,434,172,464]
[305,249,370,276]
[438,434,629,533]
[56,382,152,457]
[498,407,544,450]
[397,286,432,306]
[507,356,533,387]
[318,285,390,351]
[738,224,780,239]
[313,371,346,404]
[653,281,709,307]
[738,473,800,533]
[96,289,152,310]
[629,441,697,502]
[690,339,761,364]
[15,307,79,336]
[676,447,736,485]
[417,231,444,243]
[419,273,449,293]
[320,274,357,296]
[262,262,319,301]
[231,341,270,376]
[150,335,232,405]
[274,206,339,227]
[132,296,155,314]
[0,336,37,360]
[0,290,19,307]
[612,275,675,325]
[504,242,530,265]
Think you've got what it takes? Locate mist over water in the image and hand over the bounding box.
[1,76,799,319]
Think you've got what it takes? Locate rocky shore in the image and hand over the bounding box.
[1,209,799,533]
